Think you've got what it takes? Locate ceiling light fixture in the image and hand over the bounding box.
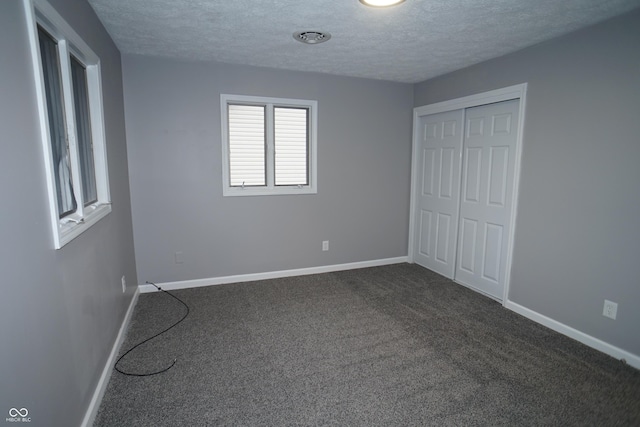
[293,31,331,45]
[359,0,405,7]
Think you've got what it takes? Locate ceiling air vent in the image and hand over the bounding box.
[293,31,331,45]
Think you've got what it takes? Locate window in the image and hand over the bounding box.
[25,0,111,248]
[221,94,317,196]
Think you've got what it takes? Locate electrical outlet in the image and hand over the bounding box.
[322,240,329,251]
[121,275,126,293]
[175,251,184,264]
[603,300,617,320]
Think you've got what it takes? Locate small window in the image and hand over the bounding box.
[221,94,317,196]
[26,0,111,248]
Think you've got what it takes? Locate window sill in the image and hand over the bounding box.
[223,186,317,197]
[56,203,111,249]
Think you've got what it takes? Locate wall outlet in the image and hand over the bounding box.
[121,275,126,293]
[322,240,329,251]
[175,251,184,264]
[603,299,617,320]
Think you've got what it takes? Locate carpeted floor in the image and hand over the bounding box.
[94,263,640,426]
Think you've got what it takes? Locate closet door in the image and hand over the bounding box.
[413,109,464,278]
[455,99,520,299]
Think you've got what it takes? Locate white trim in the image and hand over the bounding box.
[408,83,528,303]
[220,94,318,197]
[505,300,640,370]
[24,0,111,249]
[406,106,421,264]
[503,90,527,302]
[413,84,527,117]
[139,257,408,293]
[24,0,60,247]
[57,204,111,247]
[81,288,139,427]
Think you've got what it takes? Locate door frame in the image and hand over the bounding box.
[408,83,528,304]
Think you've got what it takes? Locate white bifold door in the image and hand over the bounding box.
[413,99,520,300]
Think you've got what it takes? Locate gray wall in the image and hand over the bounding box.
[0,1,137,426]
[4,1,634,423]
[123,56,414,285]
[414,10,640,356]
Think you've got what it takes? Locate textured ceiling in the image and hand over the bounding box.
[88,0,640,83]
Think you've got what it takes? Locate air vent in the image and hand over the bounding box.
[293,31,331,44]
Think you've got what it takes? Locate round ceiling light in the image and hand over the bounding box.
[293,31,332,45]
[359,0,405,7]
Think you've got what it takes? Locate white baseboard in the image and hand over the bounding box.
[505,299,640,370]
[138,257,408,293]
[81,288,140,427]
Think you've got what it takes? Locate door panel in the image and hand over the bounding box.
[439,148,455,198]
[421,149,435,196]
[482,222,503,283]
[454,99,519,299]
[488,146,509,206]
[413,109,463,278]
[435,213,452,264]
[463,147,482,203]
[418,210,432,258]
[459,218,478,273]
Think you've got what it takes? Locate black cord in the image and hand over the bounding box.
[114,281,190,377]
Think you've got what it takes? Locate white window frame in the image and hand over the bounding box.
[24,0,111,249]
[221,94,318,196]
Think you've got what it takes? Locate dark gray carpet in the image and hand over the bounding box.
[95,264,640,426]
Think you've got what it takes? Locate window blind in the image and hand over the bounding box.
[274,107,308,186]
[228,104,266,186]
